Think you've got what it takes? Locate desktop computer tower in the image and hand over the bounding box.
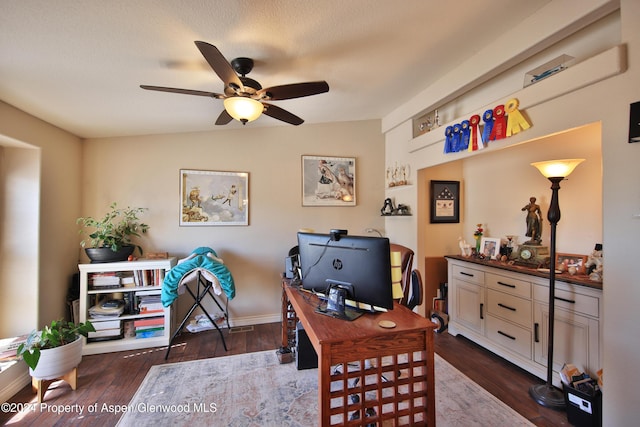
[296,321,318,370]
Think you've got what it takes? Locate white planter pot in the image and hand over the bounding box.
[29,337,83,380]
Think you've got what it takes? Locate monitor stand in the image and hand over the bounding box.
[315,285,364,321]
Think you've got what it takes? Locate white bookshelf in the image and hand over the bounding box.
[78,257,177,355]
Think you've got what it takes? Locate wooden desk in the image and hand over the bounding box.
[283,283,436,426]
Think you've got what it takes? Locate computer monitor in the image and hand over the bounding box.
[297,231,393,320]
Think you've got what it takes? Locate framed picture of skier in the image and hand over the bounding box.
[179,169,249,226]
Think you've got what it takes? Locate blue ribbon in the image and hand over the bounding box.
[481,109,494,144]
[444,126,453,153]
[460,120,470,151]
[452,123,462,152]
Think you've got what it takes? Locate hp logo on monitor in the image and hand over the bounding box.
[332,259,343,270]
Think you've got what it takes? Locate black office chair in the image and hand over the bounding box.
[405,269,423,311]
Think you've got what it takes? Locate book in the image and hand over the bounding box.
[88,328,123,338]
[93,319,122,330]
[133,317,164,327]
[135,329,165,339]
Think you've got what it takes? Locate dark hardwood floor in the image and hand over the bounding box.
[1,323,569,426]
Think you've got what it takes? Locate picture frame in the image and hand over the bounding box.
[179,169,249,226]
[301,155,356,206]
[430,180,460,223]
[556,253,588,274]
[480,237,501,259]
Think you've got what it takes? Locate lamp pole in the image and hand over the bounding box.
[529,176,565,409]
[528,158,584,409]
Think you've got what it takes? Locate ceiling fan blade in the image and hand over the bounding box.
[215,109,233,125]
[140,85,224,99]
[262,103,304,125]
[194,41,243,91]
[256,81,329,100]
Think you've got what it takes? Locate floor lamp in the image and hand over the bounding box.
[529,158,584,409]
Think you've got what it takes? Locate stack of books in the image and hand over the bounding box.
[89,272,121,289]
[134,316,164,339]
[138,295,164,315]
[88,319,123,342]
[89,299,125,318]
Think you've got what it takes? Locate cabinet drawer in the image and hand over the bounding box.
[486,273,531,299]
[452,264,484,285]
[486,315,532,359]
[487,289,531,327]
[533,284,599,318]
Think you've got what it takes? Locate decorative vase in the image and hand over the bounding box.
[29,336,83,380]
[474,235,482,255]
[85,245,135,263]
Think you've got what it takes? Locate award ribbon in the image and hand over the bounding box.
[489,104,506,141]
[469,114,482,150]
[452,123,462,152]
[505,98,531,136]
[461,120,470,151]
[481,109,494,144]
[444,126,453,153]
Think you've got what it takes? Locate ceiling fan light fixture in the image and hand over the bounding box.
[223,96,263,124]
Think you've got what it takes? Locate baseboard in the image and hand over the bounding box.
[224,313,281,328]
[0,361,30,403]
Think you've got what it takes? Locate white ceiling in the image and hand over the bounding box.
[1,0,551,139]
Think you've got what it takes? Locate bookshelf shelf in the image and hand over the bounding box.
[78,257,177,355]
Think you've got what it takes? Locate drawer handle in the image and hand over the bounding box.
[534,323,539,342]
[498,303,516,312]
[554,296,576,304]
[497,281,516,288]
[480,303,484,320]
[460,271,474,277]
[498,330,516,340]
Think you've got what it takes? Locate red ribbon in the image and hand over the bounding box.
[489,105,506,141]
[469,114,481,150]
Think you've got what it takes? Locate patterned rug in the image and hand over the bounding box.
[117,350,533,427]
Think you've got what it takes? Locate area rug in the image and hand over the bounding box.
[117,350,533,427]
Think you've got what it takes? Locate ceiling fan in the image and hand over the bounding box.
[141,41,330,126]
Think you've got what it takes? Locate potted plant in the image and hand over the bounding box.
[77,202,150,262]
[16,319,95,379]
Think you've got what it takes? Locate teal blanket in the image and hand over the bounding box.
[161,247,236,307]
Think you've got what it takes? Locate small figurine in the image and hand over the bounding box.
[522,197,543,245]
[585,243,603,281]
[381,198,395,215]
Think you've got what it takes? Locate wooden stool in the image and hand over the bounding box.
[31,367,77,403]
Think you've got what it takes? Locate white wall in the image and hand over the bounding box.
[0,101,82,335]
[81,120,385,325]
[383,1,640,425]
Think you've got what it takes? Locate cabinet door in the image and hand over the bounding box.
[453,279,484,334]
[533,302,599,375]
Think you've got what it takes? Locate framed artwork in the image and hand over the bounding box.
[301,155,356,206]
[556,253,588,274]
[480,237,501,259]
[430,180,460,223]
[179,169,249,226]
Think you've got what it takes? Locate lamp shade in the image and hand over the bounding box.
[530,159,585,178]
[223,97,263,124]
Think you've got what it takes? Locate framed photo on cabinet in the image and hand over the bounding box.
[430,180,459,223]
[179,169,249,226]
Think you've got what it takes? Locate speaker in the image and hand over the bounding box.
[296,321,318,370]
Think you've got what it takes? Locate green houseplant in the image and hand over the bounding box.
[77,202,150,262]
[17,319,95,374]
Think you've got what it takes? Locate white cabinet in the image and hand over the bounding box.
[78,257,177,355]
[450,263,485,335]
[447,256,602,386]
[533,281,601,375]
